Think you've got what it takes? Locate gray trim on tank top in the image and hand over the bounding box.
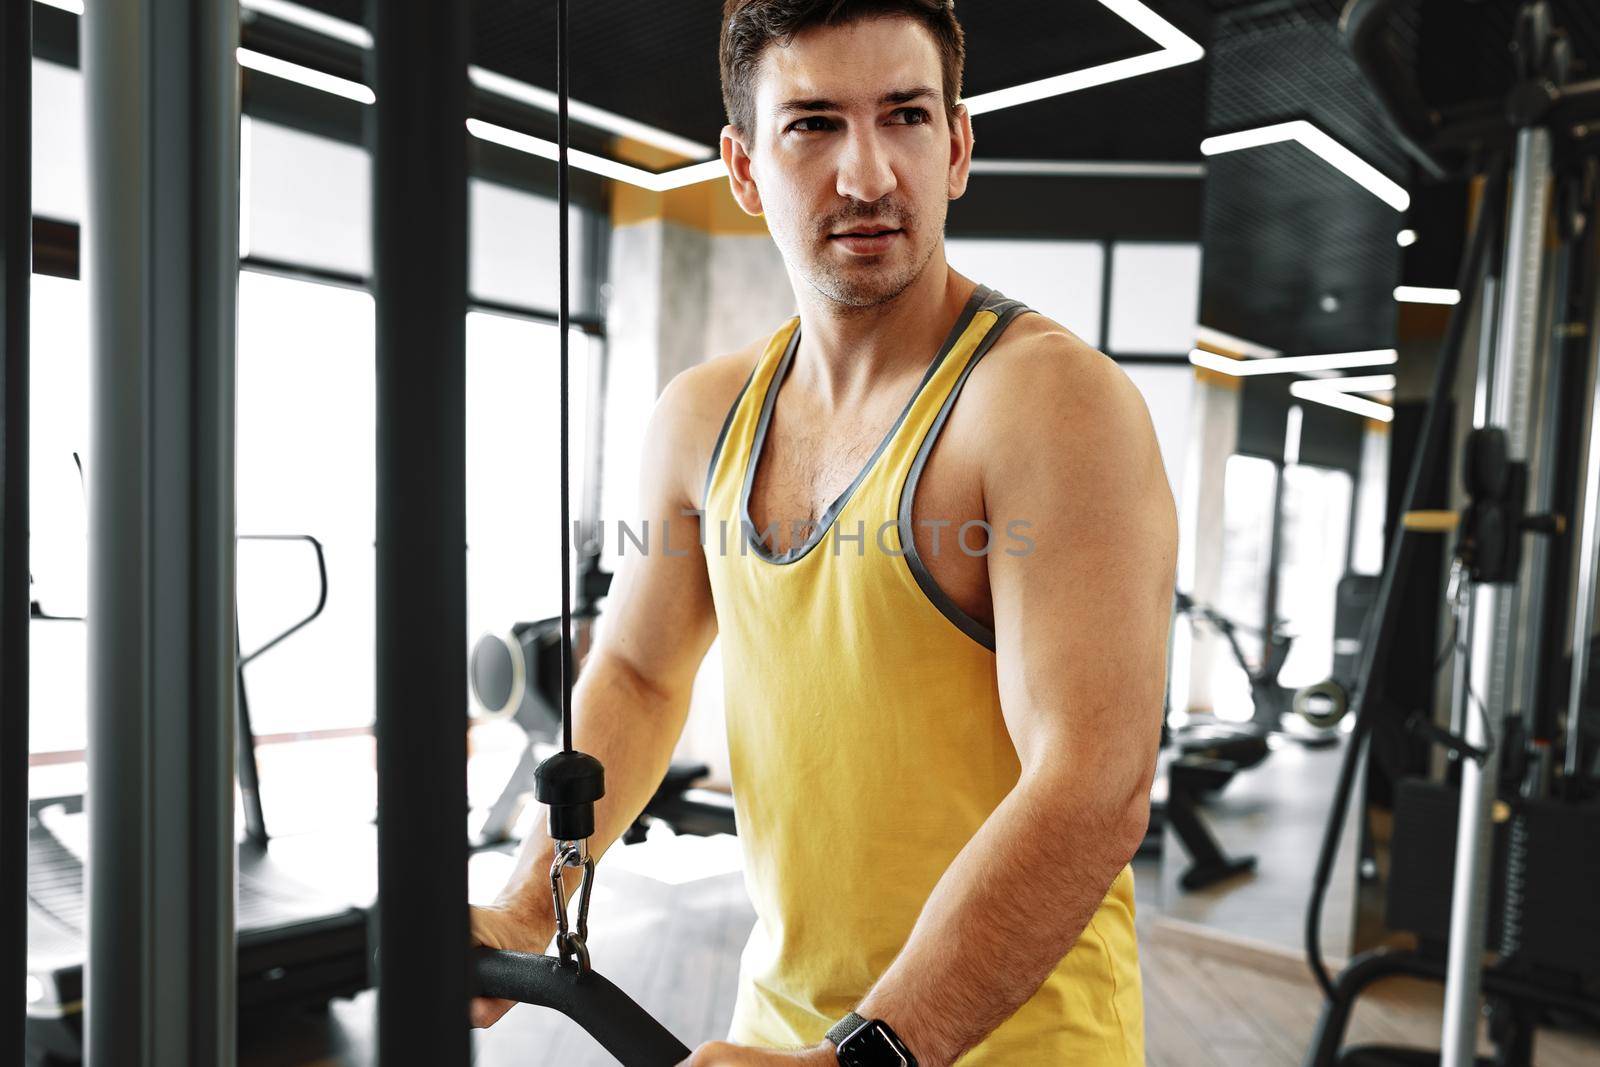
[739,285,995,566]
[897,296,1033,651]
[702,360,763,511]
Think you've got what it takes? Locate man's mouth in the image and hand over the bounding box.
[832,227,908,239]
[828,227,904,253]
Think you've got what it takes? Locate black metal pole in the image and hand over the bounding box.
[1,1,31,1063]
[84,1,240,1061]
[368,2,471,1062]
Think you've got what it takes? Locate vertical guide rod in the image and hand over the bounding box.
[1565,219,1600,782]
[0,1,29,1063]
[84,0,241,1063]
[1441,125,1552,1067]
[368,2,471,1063]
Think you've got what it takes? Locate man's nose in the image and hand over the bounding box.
[835,127,898,204]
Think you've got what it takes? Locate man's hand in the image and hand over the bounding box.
[468,903,555,1029]
[678,1041,836,1066]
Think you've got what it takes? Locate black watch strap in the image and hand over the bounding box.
[826,1012,918,1066]
[826,1012,868,1048]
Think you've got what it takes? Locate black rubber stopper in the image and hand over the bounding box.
[535,749,606,841]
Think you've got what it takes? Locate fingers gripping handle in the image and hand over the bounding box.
[471,948,692,1066]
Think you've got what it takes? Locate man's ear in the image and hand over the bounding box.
[947,103,974,201]
[721,125,765,217]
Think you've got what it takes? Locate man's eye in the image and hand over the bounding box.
[789,116,837,133]
[893,108,930,125]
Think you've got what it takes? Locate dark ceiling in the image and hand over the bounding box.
[290,0,1600,358]
[298,1,1213,164]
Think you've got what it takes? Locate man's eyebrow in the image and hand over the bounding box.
[775,86,940,115]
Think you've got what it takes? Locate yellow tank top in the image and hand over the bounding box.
[700,285,1144,1064]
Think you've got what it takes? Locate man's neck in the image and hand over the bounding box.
[789,253,978,408]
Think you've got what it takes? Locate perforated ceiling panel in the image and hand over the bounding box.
[1199,0,1408,355]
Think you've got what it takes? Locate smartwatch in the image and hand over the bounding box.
[826,1012,919,1067]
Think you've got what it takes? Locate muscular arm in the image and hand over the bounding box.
[854,338,1177,1065]
[472,361,742,1025]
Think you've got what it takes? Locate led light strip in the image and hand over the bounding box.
[237,47,375,104]
[466,119,729,192]
[969,159,1205,178]
[965,0,1203,115]
[1394,285,1462,305]
[240,0,372,48]
[64,0,1205,193]
[1189,348,1397,377]
[1290,374,1396,422]
[1200,119,1410,212]
[468,67,716,162]
[234,0,717,161]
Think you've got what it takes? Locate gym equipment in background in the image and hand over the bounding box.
[1305,4,1600,1064]
[468,599,737,850]
[26,535,370,1062]
[1174,590,1338,748]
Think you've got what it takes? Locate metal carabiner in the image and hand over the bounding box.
[548,839,596,974]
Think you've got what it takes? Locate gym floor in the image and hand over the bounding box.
[244,823,1600,1066]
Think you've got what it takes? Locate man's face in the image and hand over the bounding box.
[731,17,970,309]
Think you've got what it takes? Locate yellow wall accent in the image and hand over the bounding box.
[610,137,770,236]
[1194,366,1243,390]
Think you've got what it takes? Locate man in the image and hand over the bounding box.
[471,2,1175,1063]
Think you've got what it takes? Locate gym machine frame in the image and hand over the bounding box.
[1305,2,1600,1064]
[2,1,30,1064]
[369,4,692,1064]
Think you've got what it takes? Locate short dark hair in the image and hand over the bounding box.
[719,0,966,141]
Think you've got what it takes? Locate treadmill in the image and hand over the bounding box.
[25,535,371,1062]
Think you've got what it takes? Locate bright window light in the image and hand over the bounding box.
[1395,285,1461,305]
[1201,119,1410,212]
[36,0,84,14]
[1397,228,1418,247]
[241,0,372,48]
[1189,348,1398,377]
[237,48,375,105]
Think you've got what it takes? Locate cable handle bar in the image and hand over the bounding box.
[471,947,691,1066]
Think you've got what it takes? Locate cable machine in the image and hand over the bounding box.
[368,3,690,1063]
[1305,3,1600,1064]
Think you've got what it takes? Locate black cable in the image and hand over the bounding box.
[557,0,574,753]
[1303,153,1509,1000]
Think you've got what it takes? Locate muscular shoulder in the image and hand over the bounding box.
[949,312,1171,512]
[646,341,765,509]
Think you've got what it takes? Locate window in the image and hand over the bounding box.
[29,275,91,793]
[466,312,595,640]
[242,118,371,275]
[33,59,85,224]
[1209,453,1279,720]
[1118,363,1194,508]
[1107,242,1201,356]
[235,270,377,739]
[1276,464,1355,688]
[945,238,1104,346]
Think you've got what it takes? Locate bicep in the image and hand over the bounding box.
[985,358,1176,795]
[589,388,720,704]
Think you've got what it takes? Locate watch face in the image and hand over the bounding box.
[839,1021,912,1067]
